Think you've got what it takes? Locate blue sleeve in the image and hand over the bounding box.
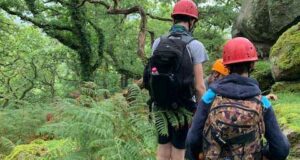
[186,90,216,160]
[262,107,290,160]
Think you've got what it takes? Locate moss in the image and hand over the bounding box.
[272,81,300,93]
[4,139,76,160]
[270,22,300,80]
[251,60,274,92]
[273,92,300,132]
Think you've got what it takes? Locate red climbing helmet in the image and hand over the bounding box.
[172,0,199,20]
[222,37,258,65]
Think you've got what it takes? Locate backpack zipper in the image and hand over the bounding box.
[210,103,259,116]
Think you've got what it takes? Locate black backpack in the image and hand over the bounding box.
[143,32,195,110]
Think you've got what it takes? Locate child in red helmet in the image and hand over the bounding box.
[186,37,290,160]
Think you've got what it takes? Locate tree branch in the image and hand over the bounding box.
[148,30,155,46]
[88,0,110,9]
[87,0,170,65]
[19,59,38,100]
[88,20,105,71]
[146,13,172,22]
[0,6,73,32]
[45,30,81,50]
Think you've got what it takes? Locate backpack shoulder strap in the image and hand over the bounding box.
[180,34,195,44]
[160,33,171,42]
[168,32,195,44]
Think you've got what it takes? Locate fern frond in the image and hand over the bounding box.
[153,111,169,136]
[178,107,193,124]
[0,137,15,154]
[166,111,180,128]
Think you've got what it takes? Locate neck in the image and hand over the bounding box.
[241,72,249,77]
[176,22,190,31]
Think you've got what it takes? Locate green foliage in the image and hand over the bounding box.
[272,81,300,93]
[152,107,193,137]
[36,84,156,159]
[270,22,300,80]
[271,92,300,159]
[4,139,76,160]
[0,137,15,155]
[0,15,78,106]
[270,23,300,67]
[273,92,300,132]
[251,60,274,92]
[0,1,262,159]
[0,105,50,145]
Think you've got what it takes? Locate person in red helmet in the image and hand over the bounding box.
[143,0,208,160]
[186,37,290,160]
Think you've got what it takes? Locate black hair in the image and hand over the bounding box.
[173,14,195,24]
[227,62,254,75]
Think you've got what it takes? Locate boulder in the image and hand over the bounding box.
[271,81,300,93]
[270,22,300,81]
[232,0,300,57]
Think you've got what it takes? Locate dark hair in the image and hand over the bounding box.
[173,14,195,24]
[227,62,253,74]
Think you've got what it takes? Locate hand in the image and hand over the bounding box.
[198,153,204,160]
[266,93,278,101]
[263,156,269,160]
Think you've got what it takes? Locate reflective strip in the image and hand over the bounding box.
[261,96,271,109]
[202,89,216,104]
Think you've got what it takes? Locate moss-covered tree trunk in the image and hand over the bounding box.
[70,1,93,81]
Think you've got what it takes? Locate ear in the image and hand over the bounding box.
[250,62,255,70]
[193,19,197,23]
[249,62,255,73]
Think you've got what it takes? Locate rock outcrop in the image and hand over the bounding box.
[232,0,300,57]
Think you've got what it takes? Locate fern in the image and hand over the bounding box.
[35,84,156,160]
[153,111,169,136]
[0,104,51,146]
[0,137,15,155]
[152,107,194,136]
[4,139,76,160]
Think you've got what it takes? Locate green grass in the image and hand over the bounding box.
[270,92,300,159]
[273,92,300,132]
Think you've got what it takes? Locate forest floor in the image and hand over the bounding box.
[0,88,299,159]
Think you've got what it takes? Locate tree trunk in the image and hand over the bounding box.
[79,51,93,81]
[70,1,94,81]
[121,74,128,89]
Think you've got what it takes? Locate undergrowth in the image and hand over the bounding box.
[1,83,204,159]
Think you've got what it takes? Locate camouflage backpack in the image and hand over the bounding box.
[203,96,265,160]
